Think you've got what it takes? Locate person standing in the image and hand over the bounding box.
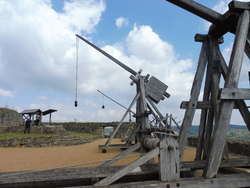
[24,118,32,134]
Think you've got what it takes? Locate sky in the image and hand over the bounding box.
[0,0,250,125]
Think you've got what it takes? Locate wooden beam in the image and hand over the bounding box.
[178,40,208,159]
[94,147,160,186]
[104,91,141,147]
[105,174,250,188]
[218,50,250,130]
[100,142,141,167]
[236,99,250,131]
[220,88,250,100]
[229,1,250,13]
[165,0,222,25]
[0,158,249,187]
[194,34,224,44]
[205,10,250,179]
[159,137,180,181]
[180,101,244,109]
[209,10,238,38]
[180,101,212,109]
[181,158,250,169]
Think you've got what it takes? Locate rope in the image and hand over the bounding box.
[0,154,143,178]
[74,36,79,107]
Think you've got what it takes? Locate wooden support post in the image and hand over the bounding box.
[104,92,141,147]
[178,39,208,159]
[94,147,159,187]
[195,36,213,160]
[219,50,250,131]
[139,76,149,129]
[159,137,180,181]
[204,10,250,178]
[100,142,141,167]
[203,36,225,160]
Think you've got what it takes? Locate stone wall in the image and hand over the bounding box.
[62,122,132,138]
[188,136,250,157]
[0,124,68,134]
[0,134,101,147]
[0,124,101,147]
[0,108,23,127]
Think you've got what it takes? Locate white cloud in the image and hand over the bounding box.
[0,0,194,123]
[0,89,14,97]
[0,0,106,93]
[37,96,48,100]
[115,17,129,29]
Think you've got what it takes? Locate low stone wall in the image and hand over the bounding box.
[188,136,250,157]
[0,124,101,147]
[0,125,68,134]
[0,134,101,147]
[62,122,132,138]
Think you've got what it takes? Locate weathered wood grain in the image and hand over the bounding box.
[205,10,250,178]
[178,39,208,159]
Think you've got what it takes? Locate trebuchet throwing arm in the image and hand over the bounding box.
[76,34,137,76]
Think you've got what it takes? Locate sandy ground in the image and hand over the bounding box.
[0,138,196,172]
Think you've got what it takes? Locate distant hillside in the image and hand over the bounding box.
[186,124,249,140]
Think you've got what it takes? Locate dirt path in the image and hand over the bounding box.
[0,138,196,172]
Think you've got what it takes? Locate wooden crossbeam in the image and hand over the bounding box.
[209,10,238,38]
[180,101,212,109]
[220,88,250,100]
[229,1,250,12]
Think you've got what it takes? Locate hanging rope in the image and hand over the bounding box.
[74,36,79,107]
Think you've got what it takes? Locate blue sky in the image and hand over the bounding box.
[0,0,249,125]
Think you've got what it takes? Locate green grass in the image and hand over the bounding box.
[0,132,98,140]
[0,132,55,139]
[69,131,97,138]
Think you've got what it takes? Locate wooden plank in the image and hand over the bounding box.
[145,76,168,103]
[181,158,250,169]
[100,142,141,167]
[178,39,208,159]
[94,147,160,186]
[159,137,180,181]
[220,88,250,99]
[180,101,212,109]
[205,10,250,179]
[180,101,243,109]
[104,173,250,188]
[0,158,249,187]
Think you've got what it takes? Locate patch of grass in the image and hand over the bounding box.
[69,131,97,138]
[0,132,55,139]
